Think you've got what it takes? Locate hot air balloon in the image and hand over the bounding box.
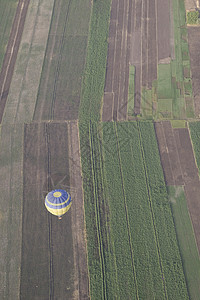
[45,189,72,219]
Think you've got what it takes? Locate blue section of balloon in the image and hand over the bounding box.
[45,189,71,210]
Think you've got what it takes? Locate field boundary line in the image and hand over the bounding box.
[114,122,139,300]
[137,121,168,299]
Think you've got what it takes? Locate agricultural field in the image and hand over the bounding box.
[20,122,89,299]
[80,120,189,299]
[0,0,29,122]
[188,27,200,117]
[102,0,197,120]
[0,0,18,69]
[2,0,55,124]
[189,121,200,172]
[0,0,200,299]
[0,0,91,298]
[79,0,200,298]
[34,0,91,121]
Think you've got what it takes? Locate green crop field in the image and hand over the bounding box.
[168,186,200,299]
[189,122,200,174]
[77,0,195,298]
[0,0,18,70]
[0,0,199,298]
[80,120,189,299]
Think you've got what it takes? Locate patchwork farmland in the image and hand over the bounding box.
[0,0,200,300]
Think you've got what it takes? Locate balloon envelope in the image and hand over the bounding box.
[45,189,72,217]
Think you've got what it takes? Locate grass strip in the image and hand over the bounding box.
[127,65,135,115]
[170,120,186,128]
[157,64,172,99]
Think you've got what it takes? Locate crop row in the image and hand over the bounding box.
[115,122,166,299]
[138,121,189,299]
[102,121,189,299]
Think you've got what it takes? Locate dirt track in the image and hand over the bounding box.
[21,122,89,299]
[0,0,30,123]
[155,121,200,253]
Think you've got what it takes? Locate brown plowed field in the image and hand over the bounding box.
[188,27,200,117]
[102,0,171,120]
[155,121,200,253]
[103,0,131,121]
[0,0,30,123]
[21,122,89,299]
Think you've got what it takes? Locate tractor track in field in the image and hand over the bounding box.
[0,0,30,123]
[45,123,54,300]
